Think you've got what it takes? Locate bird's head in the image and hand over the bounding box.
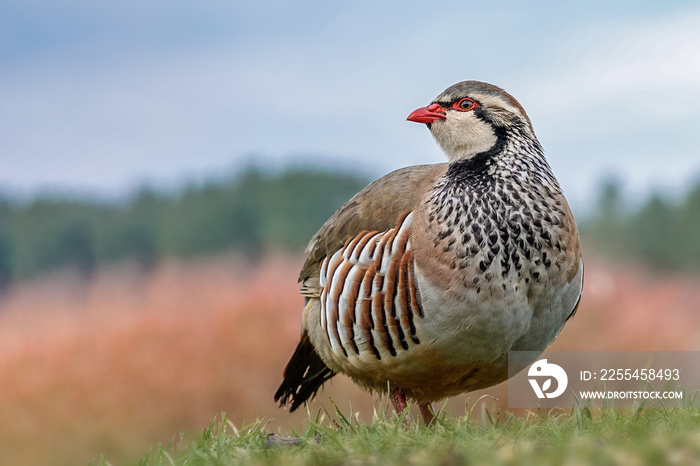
[407,81,534,164]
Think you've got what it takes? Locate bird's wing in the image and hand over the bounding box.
[299,163,448,284]
[275,163,446,411]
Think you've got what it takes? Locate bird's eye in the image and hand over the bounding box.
[454,98,478,111]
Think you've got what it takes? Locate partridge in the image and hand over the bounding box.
[274,80,583,424]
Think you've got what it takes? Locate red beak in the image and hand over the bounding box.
[406,103,446,124]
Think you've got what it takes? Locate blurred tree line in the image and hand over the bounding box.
[0,167,369,289]
[1,167,699,290]
[583,177,700,273]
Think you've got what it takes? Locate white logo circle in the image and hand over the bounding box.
[527,359,568,398]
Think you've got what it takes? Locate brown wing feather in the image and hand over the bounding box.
[299,163,447,282]
[276,163,447,412]
[275,164,447,411]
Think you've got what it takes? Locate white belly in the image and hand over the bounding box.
[412,259,582,365]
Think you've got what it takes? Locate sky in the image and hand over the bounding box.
[1,0,700,211]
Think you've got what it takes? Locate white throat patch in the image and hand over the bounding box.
[429,112,497,163]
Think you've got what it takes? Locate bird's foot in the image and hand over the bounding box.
[418,403,435,425]
[390,390,408,414]
[390,390,415,424]
[390,391,435,426]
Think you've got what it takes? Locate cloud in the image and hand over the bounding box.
[527,10,700,123]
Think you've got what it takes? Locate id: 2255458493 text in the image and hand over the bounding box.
[581,368,680,382]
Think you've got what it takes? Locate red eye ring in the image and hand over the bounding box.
[453,98,478,112]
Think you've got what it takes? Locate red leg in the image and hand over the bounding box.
[418,403,435,425]
[390,390,407,415]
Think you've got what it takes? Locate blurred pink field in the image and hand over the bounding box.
[0,255,699,465]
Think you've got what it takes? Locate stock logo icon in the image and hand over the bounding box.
[528,359,568,399]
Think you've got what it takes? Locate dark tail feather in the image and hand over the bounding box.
[274,332,336,412]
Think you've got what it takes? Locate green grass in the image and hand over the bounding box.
[97,402,700,466]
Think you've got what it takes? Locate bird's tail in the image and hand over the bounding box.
[274,332,336,411]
